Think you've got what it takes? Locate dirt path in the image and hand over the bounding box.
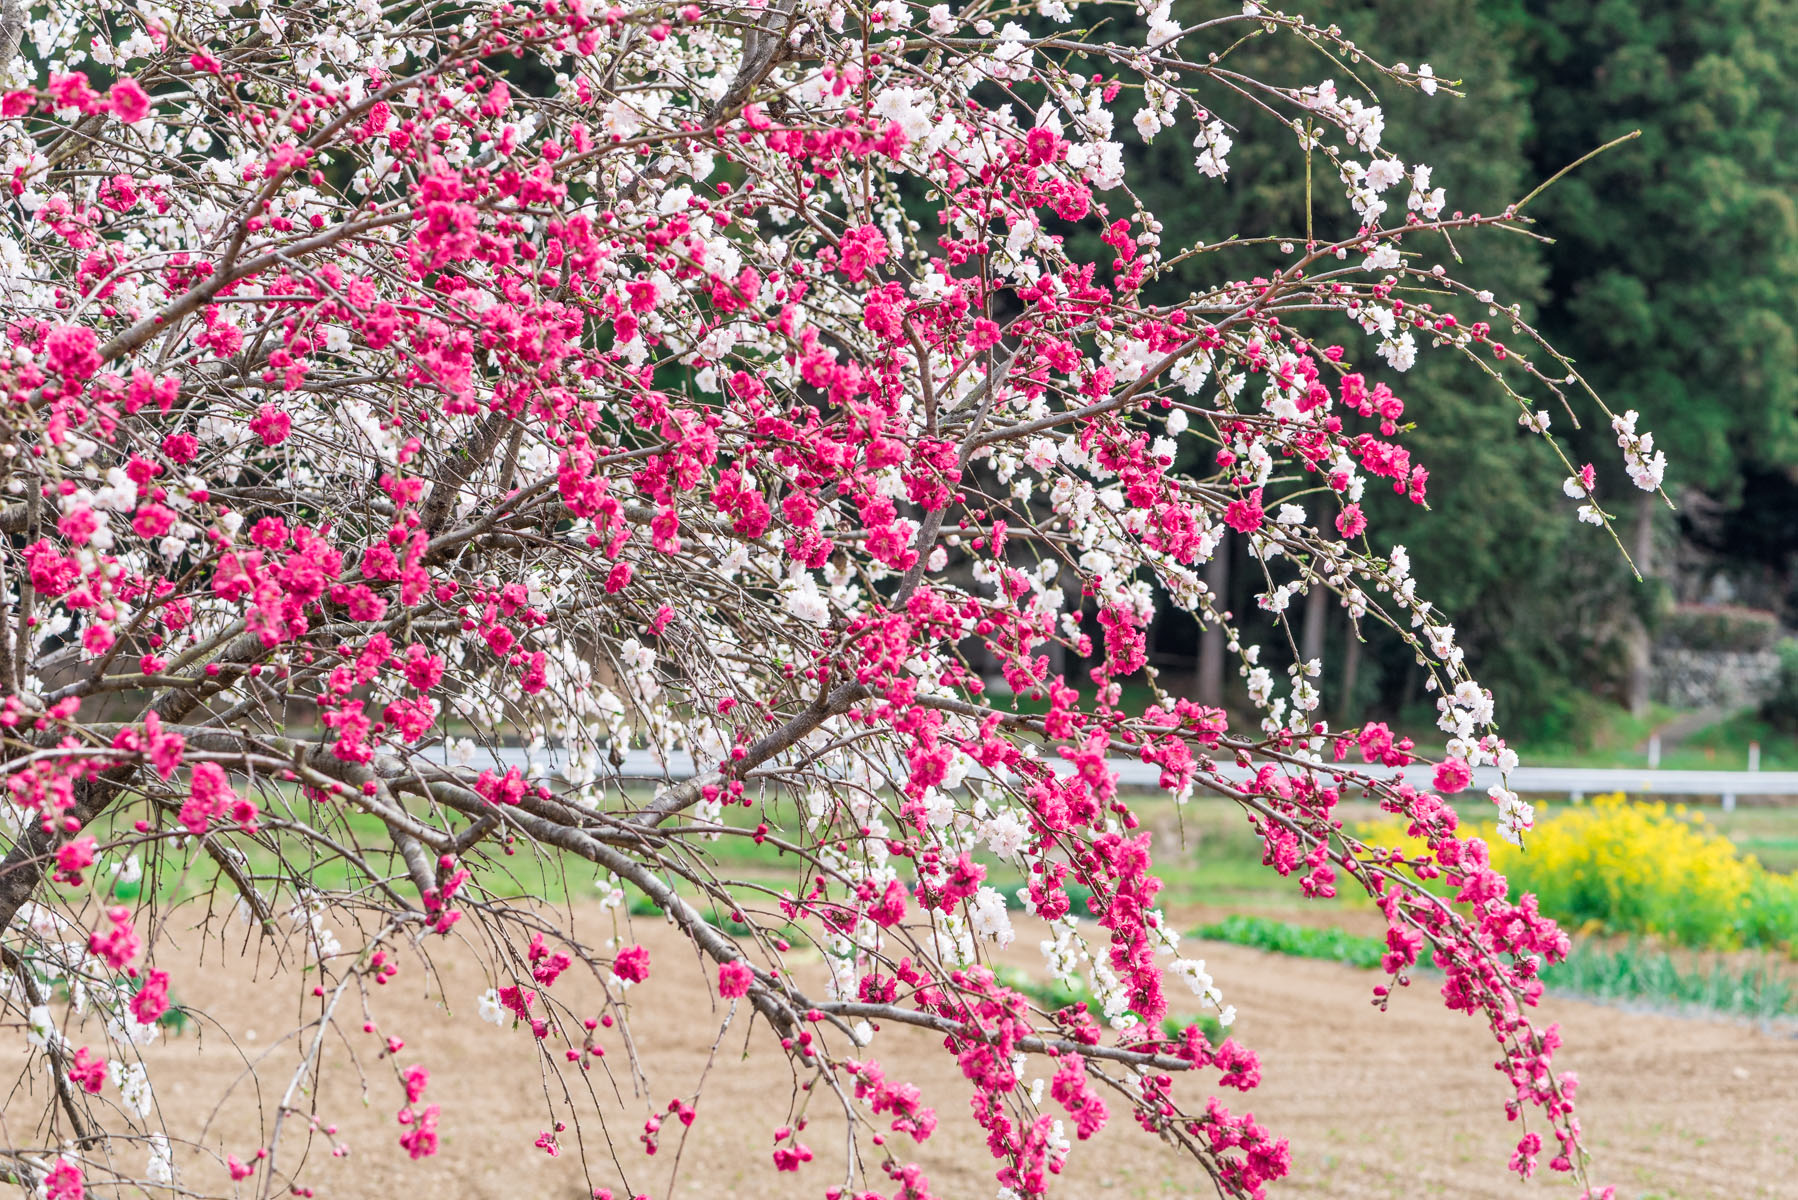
[92,905,1798,1199]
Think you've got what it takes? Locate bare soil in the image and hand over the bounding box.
[80,903,1798,1200]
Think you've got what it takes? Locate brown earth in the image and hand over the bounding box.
[54,903,1798,1200]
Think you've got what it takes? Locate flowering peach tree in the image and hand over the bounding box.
[0,0,1658,1196]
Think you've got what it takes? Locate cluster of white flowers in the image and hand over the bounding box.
[1612,409,1668,492]
[109,1060,154,1119]
[1487,784,1537,845]
[979,809,1031,859]
[1563,473,1605,526]
[968,886,1015,948]
[1169,958,1235,1026]
[1438,679,1497,744]
[1193,120,1235,178]
[286,898,343,960]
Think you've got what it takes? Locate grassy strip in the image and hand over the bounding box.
[1194,914,1386,969]
[1545,940,1796,1021]
[995,880,1095,915]
[1193,915,1798,1021]
[992,965,1224,1047]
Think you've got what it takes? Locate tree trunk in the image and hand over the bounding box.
[1625,490,1656,716]
[1197,534,1230,706]
[1337,610,1362,725]
[1301,581,1328,667]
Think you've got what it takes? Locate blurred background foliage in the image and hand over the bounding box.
[1018,0,1798,745]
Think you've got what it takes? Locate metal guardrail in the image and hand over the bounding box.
[427,746,1798,807]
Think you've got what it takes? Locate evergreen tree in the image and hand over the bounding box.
[1494,0,1798,712]
[1499,0,1798,500]
[1095,0,1592,731]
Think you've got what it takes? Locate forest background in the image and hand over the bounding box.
[1057,0,1798,750]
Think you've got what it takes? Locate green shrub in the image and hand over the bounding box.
[1743,870,1798,953]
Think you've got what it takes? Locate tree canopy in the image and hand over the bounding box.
[0,1,1659,1198]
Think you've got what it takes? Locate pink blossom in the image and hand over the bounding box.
[474,766,527,806]
[403,644,445,689]
[54,835,97,884]
[1223,489,1265,533]
[48,72,100,113]
[144,713,186,779]
[1049,1054,1108,1139]
[68,1046,106,1094]
[836,224,889,282]
[57,508,98,545]
[771,1142,813,1172]
[43,1159,84,1200]
[250,404,292,447]
[132,501,175,539]
[497,985,536,1019]
[44,324,101,380]
[88,906,141,968]
[398,1105,441,1159]
[107,78,152,123]
[1433,757,1473,794]
[130,969,171,1024]
[181,760,239,835]
[613,944,650,984]
[717,959,754,998]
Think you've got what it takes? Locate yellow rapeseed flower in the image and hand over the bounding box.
[1356,792,1798,951]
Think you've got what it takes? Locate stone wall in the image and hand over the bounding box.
[1651,647,1783,711]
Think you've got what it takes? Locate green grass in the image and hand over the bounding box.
[888,677,1798,775]
[1544,940,1797,1022]
[103,703,1794,929]
[79,784,819,919]
[86,782,1305,936]
[1736,833,1798,876]
[996,880,1096,914]
[1665,805,1798,885]
[1502,702,1674,769]
[990,964,1224,1047]
[1193,914,1798,1022]
[1193,914,1386,968]
[1143,799,1351,911]
[1394,700,1798,772]
[1679,711,1798,772]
